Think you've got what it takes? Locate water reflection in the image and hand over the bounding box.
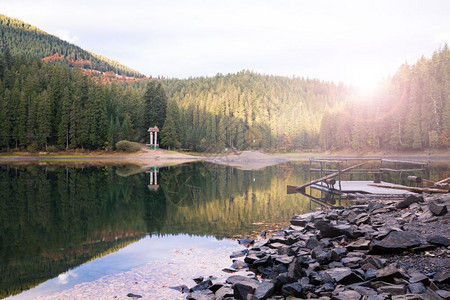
[0,161,448,298]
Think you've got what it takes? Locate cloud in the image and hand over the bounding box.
[56,30,79,45]
[57,270,78,285]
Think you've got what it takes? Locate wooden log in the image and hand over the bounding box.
[368,183,448,193]
[294,163,366,191]
[422,179,436,187]
[435,177,450,185]
[407,176,422,184]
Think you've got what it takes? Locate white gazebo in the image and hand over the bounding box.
[146,126,159,150]
[146,167,159,191]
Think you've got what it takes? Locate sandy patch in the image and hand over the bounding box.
[37,245,242,300]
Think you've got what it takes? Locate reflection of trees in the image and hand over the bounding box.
[0,165,148,298]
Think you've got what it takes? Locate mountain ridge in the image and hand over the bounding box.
[0,14,145,79]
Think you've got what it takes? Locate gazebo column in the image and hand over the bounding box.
[155,132,158,149]
[150,171,153,185]
[150,132,153,147]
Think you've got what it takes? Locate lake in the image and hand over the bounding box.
[0,160,448,299]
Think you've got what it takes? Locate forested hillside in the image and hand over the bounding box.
[319,45,450,151]
[0,14,143,78]
[161,72,352,151]
[0,51,152,151]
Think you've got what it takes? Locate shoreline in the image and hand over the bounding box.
[1,149,449,171]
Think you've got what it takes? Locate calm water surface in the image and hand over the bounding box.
[0,160,448,298]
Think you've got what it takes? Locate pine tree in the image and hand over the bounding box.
[143,81,167,131]
[161,102,181,150]
[36,89,52,150]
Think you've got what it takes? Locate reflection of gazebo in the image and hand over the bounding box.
[146,167,159,191]
[146,126,159,150]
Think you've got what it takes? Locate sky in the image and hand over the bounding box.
[1,0,449,92]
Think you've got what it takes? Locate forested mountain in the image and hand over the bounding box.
[161,72,352,151]
[0,14,143,78]
[0,51,151,151]
[161,46,449,152]
[319,45,450,151]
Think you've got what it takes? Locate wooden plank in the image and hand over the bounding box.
[380,168,425,172]
[368,183,448,193]
[294,163,366,191]
[381,159,428,165]
[309,159,343,164]
[435,177,450,185]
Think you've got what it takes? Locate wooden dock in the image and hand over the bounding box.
[312,181,414,195]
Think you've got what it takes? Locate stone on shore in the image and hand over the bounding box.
[370,231,421,253]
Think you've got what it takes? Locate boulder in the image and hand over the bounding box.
[377,284,406,295]
[396,195,422,209]
[214,285,234,298]
[230,249,249,258]
[281,281,302,297]
[428,200,448,216]
[374,265,404,283]
[433,270,450,284]
[370,231,421,253]
[331,290,362,300]
[226,275,260,288]
[408,282,426,294]
[426,234,450,247]
[315,220,359,239]
[324,267,364,285]
[239,238,255,247]
[190,279,213,292]
[253,282,275,300]
[234,282,255,300]
[186,290,215,300]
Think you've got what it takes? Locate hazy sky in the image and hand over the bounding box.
[1,0,449,91]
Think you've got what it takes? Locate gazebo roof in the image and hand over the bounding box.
[147,126,160,132]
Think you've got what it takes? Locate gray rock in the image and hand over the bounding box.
[428,200,448,216]
[331,290,362,300]
[347,238,371,251]
[396,195,422,209]
[324,267,364,285]
[169,285,189,293]
[231,260,248,270]
[186,290,215,300]
[193,276,204,284]
[234,282,255,300]
[375,265,404,283]
[226,275,259,288]
[215,285,234,298]
[426,234,450,247]
[281,282,302,297]
[126,293,142,299]
[230,249,249,258]
[377,284,406,295]
[436,289,450,299]
[190,279,213,292]
[253,282,275,300]
[306,237,324,249]
[239,238,255,247]
[408,282,426,294]
[315,220,359,239]
[371,231,421,253]
[391,295,425,300]
[353,286,378,297]
[433,270,450,284]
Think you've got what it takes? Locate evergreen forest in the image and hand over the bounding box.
[0,13,449,153]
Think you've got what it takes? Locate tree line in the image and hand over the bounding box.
[319,44,449,151]
[0,50,167,151]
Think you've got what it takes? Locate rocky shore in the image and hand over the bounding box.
[179,194,450,300]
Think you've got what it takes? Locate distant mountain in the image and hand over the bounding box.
[0,14,144,79]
